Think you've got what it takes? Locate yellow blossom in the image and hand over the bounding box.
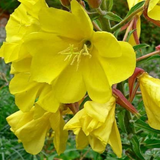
[0,0,47,63]
[148,0,160,20]
[25,0,136,104]
[64,97,122,157]
[138,72,160,130]
[7,106,68,155]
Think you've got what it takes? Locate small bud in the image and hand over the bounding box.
[87,0,102,8]
[113,88,138,115]
[60,0,71,7]
[128,67,144,98]
[156,45,160,51]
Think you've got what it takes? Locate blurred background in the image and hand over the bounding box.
[0,0,160,160]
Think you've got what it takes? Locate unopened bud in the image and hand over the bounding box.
[87,0,102,8]
[128,67,144,98]
[113,88,138,115]
[60,0,71,7]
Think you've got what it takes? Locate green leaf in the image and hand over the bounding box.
[117,109,127,133]
[126,1,145,18]
[104,12,122,22]
[106,0,113,11]
[133,44,149,51]
[135,119,160,134]
[144,139,160,149]
[130,135,145,160]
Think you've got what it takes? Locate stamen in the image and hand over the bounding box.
[59,41,92,70]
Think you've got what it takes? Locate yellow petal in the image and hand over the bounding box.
[93,31,122,58]
[92,102,115,146]
[148,0,159,12]
[15,113,50,155]
[88,136,106,153]
[25,32,70,84]
[9,73,44,111]
[99,41,136,85]
[108,120,122,158]
[54,64,86,103]
[82,52,112,103]
[71,0,93,39]
[49,112,68,155]
[76,130,89,149]
[84,98,115,123]
[7,109,34,131]
[36,89,60,113]
[39,3,91,40]
[10,57,31,74]
[148,4,160,20]
[139,73,160,130]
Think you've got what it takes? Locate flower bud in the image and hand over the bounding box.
[60,0,71,7]
[87,0,102,8]
[113,88,138,115]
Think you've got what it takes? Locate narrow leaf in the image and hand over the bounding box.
[104,12,122,22]
[126,1,145,18]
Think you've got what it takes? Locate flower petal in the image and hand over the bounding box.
[50,111,68,155]
[54,64,86,103]
[25,32,70,84]
[93,31,122,58]
[9,73,44,111]
[82,52,112,103]
[99,41,136,85]
[15,113,50,155]
[139,73,160,130]
[148,4,160,20]
[71,0,93,39]
[7,110,34,131]
[108,120,122,158]
[39,1,92,40]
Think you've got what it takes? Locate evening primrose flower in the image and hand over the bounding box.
[25,0,136,104]
[64,97,122,157]
[138,72,160,130]
[9,72,60,112]
[7,106,68,155]
[0,0,47,63]
[148,0,160,20]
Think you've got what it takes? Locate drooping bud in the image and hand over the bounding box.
[87,0,102,8]
[128,67,144,98]
[113,88,138,115]
[60,0,71,7]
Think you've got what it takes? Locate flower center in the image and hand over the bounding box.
[59,40,92,70]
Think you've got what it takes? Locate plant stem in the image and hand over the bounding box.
[92,21,102,31]
[96,7,112,32]
[111,6,144,32]
[136,50,160,61]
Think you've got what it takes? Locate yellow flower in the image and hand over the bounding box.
[64,97,122,157]
[148,0,160,20]
[0,0,47,63]
[127,0,143,45]
[138,72,160,130]
[9,72,60,112]
[25,0,136,104]
[7,106,68,155]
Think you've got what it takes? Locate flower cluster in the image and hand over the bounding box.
[1,0,160,158]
